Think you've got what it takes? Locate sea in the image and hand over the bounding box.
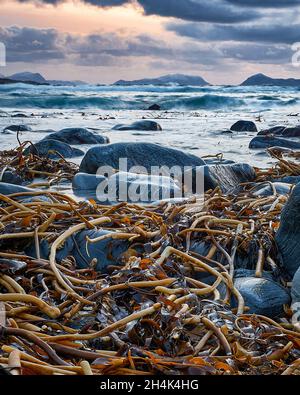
[0,83,300,168]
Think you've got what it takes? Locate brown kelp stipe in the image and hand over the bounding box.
[0,147,300,375]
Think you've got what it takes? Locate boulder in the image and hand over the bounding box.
[259,125,300,137]
[251,182,292,197]
[147,104,161,111]
[231,272,291,317]
[249,136,300,150]
[72,173,107,201]
[24,139,84,159]
[276,183,300,277]
[102,171,182,203]
[112,120,162,131]
[0,170,24,185]
[275,176,300,184]
[3,124,32,133]
[0,183,36,196]
[184,163,256,194]
[25,229,130,273]
[230,120,257,133]
[42,128,109,145]
[79,142,205,174]
[292,267,300,304]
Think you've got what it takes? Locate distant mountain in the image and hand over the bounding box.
[241,73,300,87]
[113,73,210,86]
[8,72,47,84]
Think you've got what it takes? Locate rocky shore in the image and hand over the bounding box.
[0,118,300,375]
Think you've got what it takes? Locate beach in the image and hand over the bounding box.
[0,82,300,375]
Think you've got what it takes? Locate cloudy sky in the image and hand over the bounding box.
[0,0,300,84]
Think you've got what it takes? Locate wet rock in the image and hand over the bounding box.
[26,229,130,273]
[24,139,84,159]
[275,176,300,184]
[0,169,24,185]
[11,113,28,118]
[43,128,109,145]
[112,120,162,131]
[3,124,32,133]
[251,182,292,197]
[232,274,291,317]
[185,163,256,193]
[276,183,300,277]
[204,158,235,165]
[79,142,205,174]
[0,182,36,196]
[230,120,257,132]
[72,173,107,201]
[147,104,161,111]
[103,171,182,203]
[259,125,300,137]
[249,136,300,150]
[292,267,300,304]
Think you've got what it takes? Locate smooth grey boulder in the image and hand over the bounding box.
[25,229,129,273]
[0,182,35,196]
[230,120,257,133]
[292,267,300,304]
[72,173,107,201]
[259,125,300,137]
[232,275,291,317]
[0,170,24,185]
[3,124,32,133]
[275,176,300,184]
[184,163,256,193]
[112,120,162,131]
[24,139,84,159]
[251,182,292,197]
[276,183,300,277]
[79,142,205,174]
[249,136,300,150]
[102,171,182,203]
[42,128,109,145]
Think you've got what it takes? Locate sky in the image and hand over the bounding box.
[0,0,300,84]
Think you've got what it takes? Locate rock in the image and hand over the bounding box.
[0,170,24,185]
[251,182,292,197]
[185,163,256,193]
[147,104,161,111]
[42,128,109,145]
[103,171,182,203]
[3,124,32,133]
[292,267,300,304]
[24,139,84,159]
[231,274,291,317]
[249,136,300,150]
[26,229,130,273]
[230,120,257,133]
[275,176,300,184]
[259,125,300,137]
[0,183,36,196]
[11,113,28,118]
[79,142,205,174]
[72,173,107,201]
[204,158,235,165]
[276,183,300,277]
[112,120,162,131]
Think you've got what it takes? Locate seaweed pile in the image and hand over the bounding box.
[0,149,300,375]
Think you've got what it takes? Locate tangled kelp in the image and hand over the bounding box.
[0,150,300,375]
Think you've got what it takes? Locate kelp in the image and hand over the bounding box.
[0,149,299,375]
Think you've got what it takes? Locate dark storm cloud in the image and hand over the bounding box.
[16,0,261,23]
[225,0,300,8]
[0,26,65,62]
[168,22,300,44]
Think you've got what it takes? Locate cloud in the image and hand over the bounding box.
[15,0,261,23]
[167,22,300,44]
[225,0,300,8]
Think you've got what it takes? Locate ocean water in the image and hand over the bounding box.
[0,83,300,168]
